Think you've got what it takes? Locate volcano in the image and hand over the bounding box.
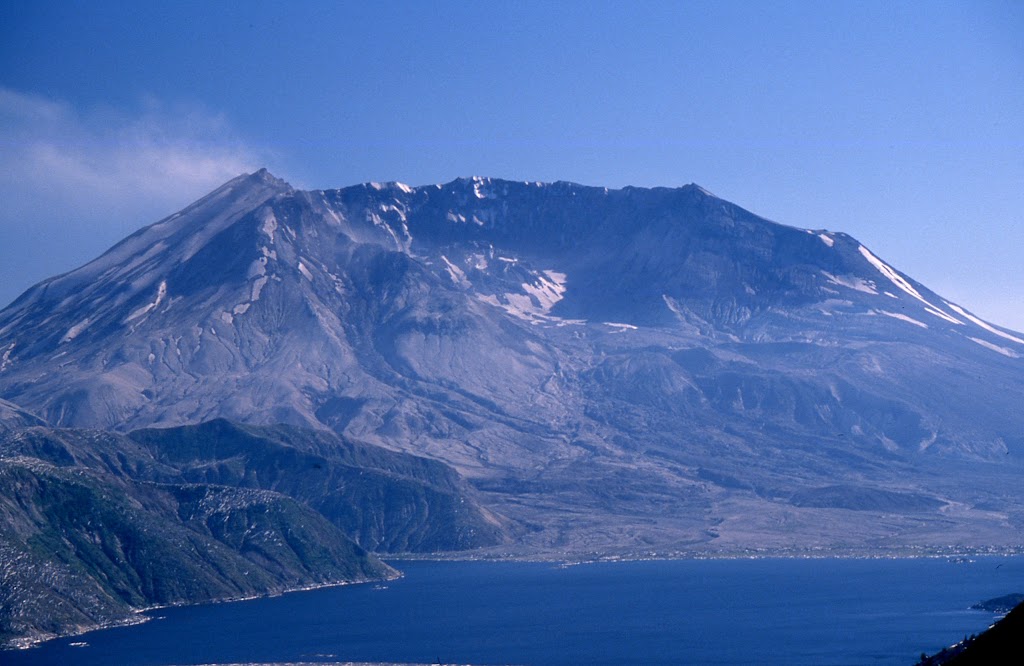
[2,170,1023,554]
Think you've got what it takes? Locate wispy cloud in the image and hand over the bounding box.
[0,88,269,308]
[0,87,264,215]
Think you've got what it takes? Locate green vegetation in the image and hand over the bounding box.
[0,419,504,648]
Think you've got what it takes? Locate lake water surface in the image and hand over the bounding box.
[9,556,1024,665]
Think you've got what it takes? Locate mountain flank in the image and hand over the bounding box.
[1,170,1023,560]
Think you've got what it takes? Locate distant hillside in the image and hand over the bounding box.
[0,398,45,432]
[126,419,507,552]
[0,419,505,648]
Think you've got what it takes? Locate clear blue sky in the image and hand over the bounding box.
[2,0,1022,329]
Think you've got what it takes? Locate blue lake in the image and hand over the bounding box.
[9,556,1023,665]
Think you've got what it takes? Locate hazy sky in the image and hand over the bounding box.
[2,1,1022,329]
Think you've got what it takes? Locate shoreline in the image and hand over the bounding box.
[2,569,403,653]
[6,545,1020,652]
[4,554,1014,666]
[385,543,1024,565]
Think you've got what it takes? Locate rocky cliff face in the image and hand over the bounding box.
[1,171,1023,555]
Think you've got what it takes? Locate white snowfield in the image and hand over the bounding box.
[126,280,168,323]
[877,310,928,329]
[60,318,91,344]
[477,270,570,324]
[969,336,1020,358]
[823,271,877,295]
[947,302,1024,345]
[847,245,1022,354]
[440,255,469,287]
[857,246,963,325]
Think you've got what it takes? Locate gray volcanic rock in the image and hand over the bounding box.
[1,171,1023,554]
[0,398,45,432]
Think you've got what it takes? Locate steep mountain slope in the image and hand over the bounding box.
[1,171,1022,554]
[0,418,502,647]
[125,419,506,552]
[0,398,45,432]
[0,451,392,648]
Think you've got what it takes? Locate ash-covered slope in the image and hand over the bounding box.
[1,171,1023,554]
[0,398,45,432]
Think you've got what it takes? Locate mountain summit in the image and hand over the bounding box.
[1,170,1022,553]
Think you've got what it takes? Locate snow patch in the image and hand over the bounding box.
[125,280,168,323]
[969,337,1020,358]
[858,246,962,324]
[945,302,1024,345]
[250,276,268,302]
[379,203,407,222]
[247,257,268,279]
[298,261,313,282]
[818,233,834,248]
[441,255,468,287]
[367,210,411,252]
[502,293,537,317]
[472,177,494,200]
[61,318,91,343]
[924,307,964,326]
[321,201,346,227]
[522,271,568,312]
[1,343,14,372]
[877,311,928,329]
[823,272,877,295]
[395,182,414,194]
[220,312,233,324]
[604,322,638,332]
[917,431,938,452]
[502,294,535,317]
[232,303,251,315]
[477,269,569,324]
[260,209,278,243]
